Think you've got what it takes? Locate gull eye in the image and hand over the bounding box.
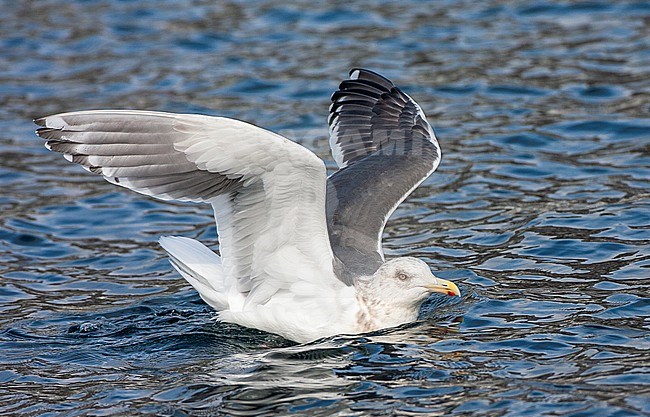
[397,273,409,281]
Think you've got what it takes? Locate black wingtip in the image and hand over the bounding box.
[349,67,379,76]
[347,68,395,90]
[35,127,47,138]
[349,68,379,79]
[35,127,61,139]
[348,67,361,77]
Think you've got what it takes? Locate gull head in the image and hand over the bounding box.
[369,257,461,309]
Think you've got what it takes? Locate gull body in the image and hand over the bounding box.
[36,69,460,343]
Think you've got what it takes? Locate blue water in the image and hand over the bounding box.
[1,1,649,415]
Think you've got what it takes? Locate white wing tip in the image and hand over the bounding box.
[159,235,178,247]
[41,115,67,129]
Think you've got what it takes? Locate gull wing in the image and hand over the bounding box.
[37,110,340,306]
[326,69,441,280]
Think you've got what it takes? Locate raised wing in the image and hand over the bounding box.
[36,110,339,305]
[326,69,441,280]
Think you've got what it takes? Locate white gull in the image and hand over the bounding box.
[36,69,460,343]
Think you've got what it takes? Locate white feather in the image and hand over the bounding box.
[158,236,231,310]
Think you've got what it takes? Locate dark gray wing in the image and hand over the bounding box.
[326,69,441,281]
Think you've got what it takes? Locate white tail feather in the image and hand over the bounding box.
[159,236,228,310]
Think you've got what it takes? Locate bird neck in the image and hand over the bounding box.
[354,280,420,333]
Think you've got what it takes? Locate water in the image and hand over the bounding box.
[1,0,649,415]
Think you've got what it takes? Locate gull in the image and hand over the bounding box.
[36,68,461,343]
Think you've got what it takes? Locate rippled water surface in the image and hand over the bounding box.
[1,1,649,415]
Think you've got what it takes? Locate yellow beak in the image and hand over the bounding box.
[425,278,461,297]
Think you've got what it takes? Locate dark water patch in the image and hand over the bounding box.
[565,84,630,102]
[518,2,613,16]
[545,120,650,140]
[486,85,548,97]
